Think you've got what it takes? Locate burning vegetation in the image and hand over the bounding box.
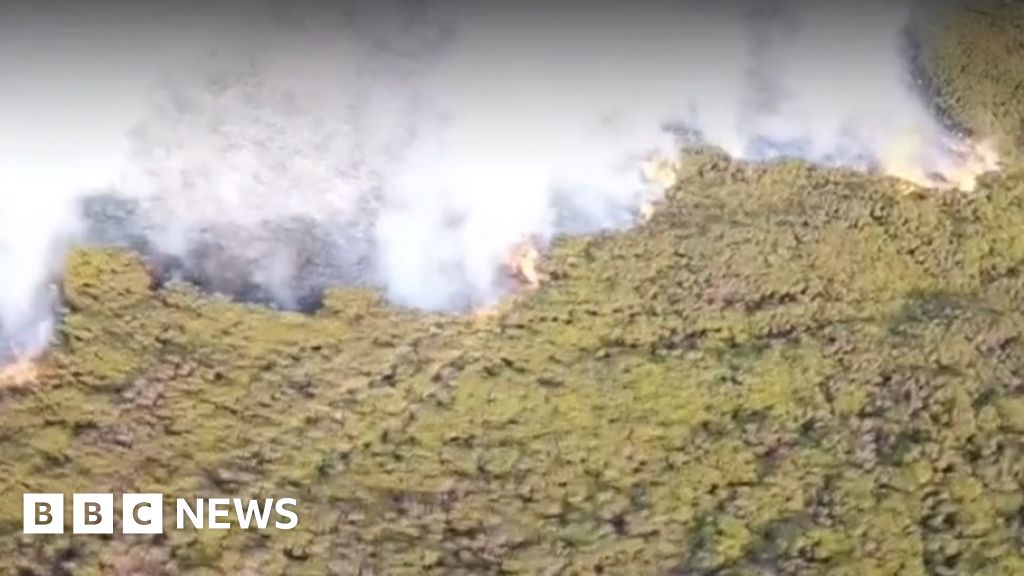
[495,157,682,299]
[0,358,37,388]
[503,239,542,291]
[880,133,1001,191]
[4,1,1024,574]
[10,145,1024,574]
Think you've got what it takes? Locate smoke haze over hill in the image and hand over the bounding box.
[0,0,996,357]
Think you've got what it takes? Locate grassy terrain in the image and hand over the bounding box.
[3,2,1024,575]
[919,0,1024,161]
[4,153,1024,575]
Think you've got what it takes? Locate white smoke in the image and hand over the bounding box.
[0,0,991,357]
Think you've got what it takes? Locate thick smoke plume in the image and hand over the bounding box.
[0,0,998,359]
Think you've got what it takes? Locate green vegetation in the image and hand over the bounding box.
[5,153,1024,575]
[920,0,1024,161]
[3,2,1024,575]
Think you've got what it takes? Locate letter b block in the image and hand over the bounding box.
[73,493,114,534]
[23,494,64,534]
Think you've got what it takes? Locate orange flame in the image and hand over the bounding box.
[504,239,542,290]
[471,239,543,319]
[641,157,680,190]
[881,132,1000,191]
[489,156,677,309]
[638,156,679,222]
[0,358,38,387]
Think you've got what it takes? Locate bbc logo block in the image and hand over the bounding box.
[123,493,164,534]
[72,493,114,534]
[23,493,297,534]
[23,494,63,534]
[24,493,163,535]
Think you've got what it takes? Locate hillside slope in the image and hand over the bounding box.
[5,2,1024,575]
[2,152,1024,574]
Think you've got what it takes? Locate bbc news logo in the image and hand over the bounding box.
[24,493,298,534]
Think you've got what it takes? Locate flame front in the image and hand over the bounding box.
[881,132,1000,191]
[0,358,38,387]
[638,156,680,222]
[504,240,542,290]
[486,133,995,319]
